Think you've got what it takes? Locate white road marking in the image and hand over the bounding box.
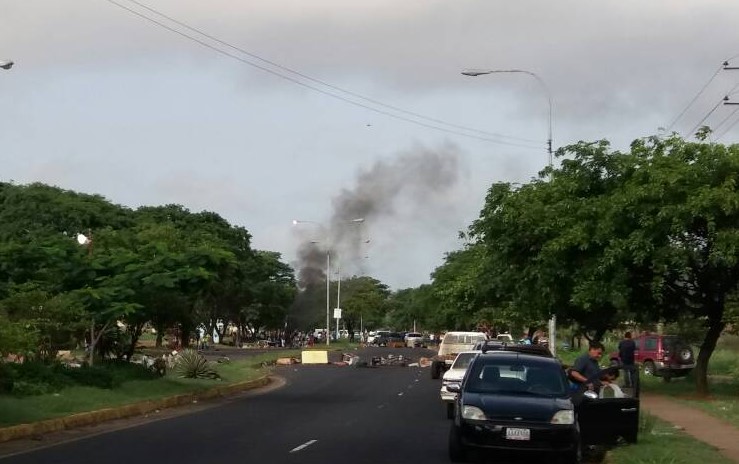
[289,440,318,453]
[398,392,404,396]
[378,404,386,409]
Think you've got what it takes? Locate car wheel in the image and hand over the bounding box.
[561,443,582,464]
[583,445,606,463]
[643,360,656,376]
[448,427,468,463]
[446,402,455,419]
[431,361,442,379]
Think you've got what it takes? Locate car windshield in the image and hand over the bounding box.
[452,352,477,369]
[465,360,567,397]
[444,334,487,344]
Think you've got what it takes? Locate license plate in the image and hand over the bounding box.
[505,428,530,441]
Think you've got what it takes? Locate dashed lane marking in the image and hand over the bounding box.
[290,440,318,453]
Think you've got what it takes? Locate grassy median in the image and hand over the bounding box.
[0,350,298,428]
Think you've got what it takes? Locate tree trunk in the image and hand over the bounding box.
[695,302,725,396]
[125,323,144,361]
[88,320,111,367]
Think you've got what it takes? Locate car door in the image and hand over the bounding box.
[578,396,639,445]
[577,366,640,445]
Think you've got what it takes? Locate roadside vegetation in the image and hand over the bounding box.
[608,416,733,464]
[0,350,297,427]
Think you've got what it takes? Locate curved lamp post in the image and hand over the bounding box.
[461,68,557,355]
[462,68,554,169]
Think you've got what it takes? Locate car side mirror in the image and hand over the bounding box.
[447,384,460,393]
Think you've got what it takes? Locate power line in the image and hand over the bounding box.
[666,65,722,132]
[712,105,739,134]
[125,0,541,145]
[103,0,542,150]
[715,105,739,140]
[686,97,724,138]
[666,54,739,133]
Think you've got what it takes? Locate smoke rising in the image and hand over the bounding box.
[294,143,462,289]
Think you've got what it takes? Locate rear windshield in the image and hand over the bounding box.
[407,333,422,338]
[452,352,477,369]
[444,333,487,344]
[465,360,567,397]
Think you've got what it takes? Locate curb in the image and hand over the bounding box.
[0,376,270,444]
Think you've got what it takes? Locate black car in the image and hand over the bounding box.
[448,352,639,463]
[373,332,404,346]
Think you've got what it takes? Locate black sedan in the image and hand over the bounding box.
[448,352,639,463]
[448,352,579,463]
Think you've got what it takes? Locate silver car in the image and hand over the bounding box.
[405,332,424,348]
[440,351,479,419]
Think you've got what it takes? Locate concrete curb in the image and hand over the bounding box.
[0,376,270,444]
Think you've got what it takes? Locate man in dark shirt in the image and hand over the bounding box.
[618,331,637,387]
[570,342,604,390]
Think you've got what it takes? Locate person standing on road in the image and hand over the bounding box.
[618,331,637,387]
[569,342,604,390]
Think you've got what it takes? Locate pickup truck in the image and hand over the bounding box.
[430,331,487,379]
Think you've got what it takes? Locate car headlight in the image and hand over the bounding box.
[461,406,486,420]
[550,410,575,425]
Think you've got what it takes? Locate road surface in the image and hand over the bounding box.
[0,347,455,464]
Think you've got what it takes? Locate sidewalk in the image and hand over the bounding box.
[641,393,739,463]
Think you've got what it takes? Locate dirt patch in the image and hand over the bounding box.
[642,393,739,462]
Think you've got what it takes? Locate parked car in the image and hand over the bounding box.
[373,332,404,346]
[430,331,488,379]
[367,330,390,345]
[448,352,639,463]
[405,332,424,348]
[440,351,479,419]
[609,333,695,380]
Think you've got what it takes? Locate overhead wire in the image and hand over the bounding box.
[666,53,739,133]
[715,110,739,141]
[686,97,725,138]
[711,87,739,135]
[103,0,543,150]
[125,0,541,145]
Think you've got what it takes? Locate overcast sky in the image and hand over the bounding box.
[2,0,739,289]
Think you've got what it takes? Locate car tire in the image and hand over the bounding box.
[448,427,468,463]
[561,444,582,464]
[643,360,656,376]
[583,445,606,463]
[446,402,455,419]
[431,361,442,379]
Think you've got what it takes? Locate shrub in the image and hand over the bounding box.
[57,365,117,389]
[174,349,220,379]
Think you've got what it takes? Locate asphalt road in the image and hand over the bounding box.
[0,347,456,464]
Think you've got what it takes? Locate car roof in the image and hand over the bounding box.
[475,351,560,366]
[480,342,553,357]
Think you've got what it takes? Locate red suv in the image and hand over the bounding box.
[610,334,695,380]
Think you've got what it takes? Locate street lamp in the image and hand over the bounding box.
[334,218,365,340]
[0,60,13,70]
[461,68,557,356]
[461,68,554,170]
[292,218,365,346]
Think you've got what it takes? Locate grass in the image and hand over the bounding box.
[0,350,298,428]
[607,417,733,464]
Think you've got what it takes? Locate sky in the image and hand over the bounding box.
[2,0,739,290]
